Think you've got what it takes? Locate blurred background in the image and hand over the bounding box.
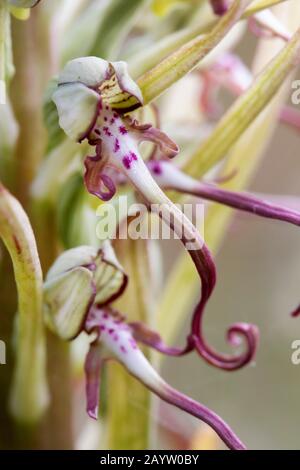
[1,0,300,451]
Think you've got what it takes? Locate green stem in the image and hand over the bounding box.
[107,237,154,449]
[0,184,48,423]
[10,14,46,206]
[9,12,74,449]
[0,1,7,85]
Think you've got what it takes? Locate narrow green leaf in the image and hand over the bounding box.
[184,25,300,179]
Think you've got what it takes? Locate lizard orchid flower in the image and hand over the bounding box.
[53,57,258,371]
[44,245,246,451]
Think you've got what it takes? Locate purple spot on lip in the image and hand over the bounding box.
[100,325,106,331]
[113,113,118,118]
[103,126,112,137]
[104,117,107,122]
[105,105,109,110]
[114,138,120,153]
[110,118,115,125]
[103,313,108,319]
[113,334,119,341]
[108,328,115,334]
[122,156,131,169]
[120,345,127,354]
[119,126,128,135]
[152,163,162,175]
[122,151,137,169]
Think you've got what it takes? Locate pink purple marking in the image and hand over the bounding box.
[122,151,137,169]
[151,162,162,175]
[103,126,112,137]
[114,138,120,153]
[119,126,128,135]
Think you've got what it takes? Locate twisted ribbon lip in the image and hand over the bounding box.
[83,307,247,450]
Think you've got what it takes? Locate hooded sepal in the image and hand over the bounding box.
[53,57,144,141]
[43,244,127,340]
[43,267,96,341]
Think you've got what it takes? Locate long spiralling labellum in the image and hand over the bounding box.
[84,308,247,450]
[53,56,258,370]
